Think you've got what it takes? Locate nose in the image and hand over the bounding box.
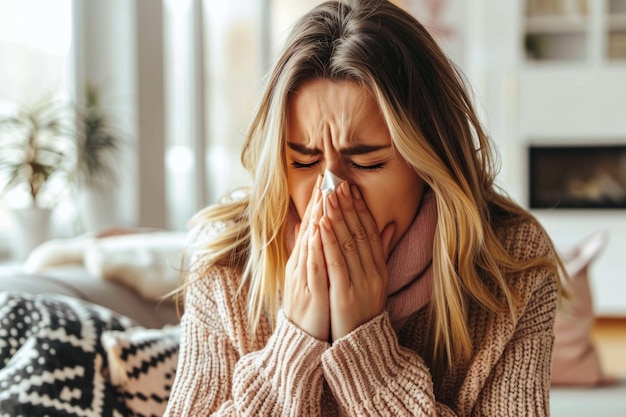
[324,159,349,183]
[321,137,349,182]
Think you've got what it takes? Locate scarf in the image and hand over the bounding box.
[385,188,436,329]
[285,187,437,331]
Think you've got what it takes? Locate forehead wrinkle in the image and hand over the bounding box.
[288,79,383,152]
[327,84,368,141]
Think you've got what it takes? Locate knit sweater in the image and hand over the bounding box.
[164,218,558,416]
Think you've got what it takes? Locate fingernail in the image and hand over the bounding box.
[321,216,331,231]
[328,192,338,209]
[340,181,350,197]
[351,185,361,200]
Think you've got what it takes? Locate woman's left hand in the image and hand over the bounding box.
[320,181,395,341]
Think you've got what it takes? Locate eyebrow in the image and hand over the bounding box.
[286,141,390,156]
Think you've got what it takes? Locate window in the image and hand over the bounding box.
[0,0,74,258]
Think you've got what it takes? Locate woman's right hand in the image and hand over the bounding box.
[284,178,330,341]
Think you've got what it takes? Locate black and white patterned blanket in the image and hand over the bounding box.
[0,291,137,416]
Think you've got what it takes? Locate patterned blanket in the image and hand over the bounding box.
[0,292,178,417]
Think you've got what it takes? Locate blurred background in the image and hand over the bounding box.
[0,0,625,316]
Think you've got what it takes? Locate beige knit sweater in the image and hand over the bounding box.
[164,218,558,416]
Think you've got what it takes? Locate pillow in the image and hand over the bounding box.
[102,325,180,417]
[83,232,187,301]
[0,292,137,416]
[551,230,616,386]
[23,234,88,272]
[24,229,188,302]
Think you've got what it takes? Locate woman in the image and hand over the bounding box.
[164,0,564,415]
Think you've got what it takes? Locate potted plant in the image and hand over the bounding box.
[0,84,126,258]
[71,83,126,233]
[0,94,73,258]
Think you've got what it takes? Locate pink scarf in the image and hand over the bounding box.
[385,188,436,329]
[285,188,436,331]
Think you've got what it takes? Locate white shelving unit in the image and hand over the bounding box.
[524,0,590,62]
[517,0,626,316]
[523,0,626,62]
[462,0,626,315]
[607,0,626,59]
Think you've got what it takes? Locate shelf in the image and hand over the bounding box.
[608,3,626,60]
[525,31,587,62]
[608,31,626,59]
[522,0,626,63]
[525,15,589,34]
[609,0,626,14]
[608,13,626,30]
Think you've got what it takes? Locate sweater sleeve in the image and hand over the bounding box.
[470,269,558,417]
[321,269,558,417]
[163,266,329,416]
[321,312,448,416]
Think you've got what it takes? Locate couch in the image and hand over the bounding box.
[0,231,185,416]
[1,229,625,416]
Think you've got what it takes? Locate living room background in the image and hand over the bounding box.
[1,0,626,315]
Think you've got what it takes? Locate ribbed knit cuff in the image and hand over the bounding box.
[233,309,329,415]
[263,309,329,382]
[321,312,431,412]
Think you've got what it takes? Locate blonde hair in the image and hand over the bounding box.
[182,0,564,372]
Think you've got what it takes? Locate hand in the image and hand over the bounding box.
[284,177,330,341]
[320,182,395,341]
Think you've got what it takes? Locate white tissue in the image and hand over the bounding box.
[321,169,344,214]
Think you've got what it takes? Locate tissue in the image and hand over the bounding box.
[321,169,344,214]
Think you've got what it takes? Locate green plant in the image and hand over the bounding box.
[0,95,72,207]
[0,84,125,208]
[73,83,124,189]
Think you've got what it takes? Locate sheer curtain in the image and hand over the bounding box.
[0,0,75,258]
[165,0,265,229]
[201,0,263,205]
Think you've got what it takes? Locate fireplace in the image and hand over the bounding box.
[528,145,626,209]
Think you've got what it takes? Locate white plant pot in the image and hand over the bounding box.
[11,207,52,261]
[78,185,119,234]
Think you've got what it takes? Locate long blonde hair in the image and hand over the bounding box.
[183,0,564,372]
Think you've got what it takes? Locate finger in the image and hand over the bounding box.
[310,187,323,227]
[307,224,328,295]
[297,175,323,241]
[299,192,319,259]
[325,182,367,275]
[350,184,387,269]
[286,222,301,272]
[338,182,376,263]
[320,215,350,293]
[289,176,322,271]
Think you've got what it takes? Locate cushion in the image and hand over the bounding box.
[84,232,187,301]
[551,231,616,386]
[0,291,137,416]
[102,325,180,417]
[24,230,188,302]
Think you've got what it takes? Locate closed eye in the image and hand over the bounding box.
[351,162,384,171]
[291,160,321,169]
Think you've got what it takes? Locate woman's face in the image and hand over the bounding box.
[285,78,425,252]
